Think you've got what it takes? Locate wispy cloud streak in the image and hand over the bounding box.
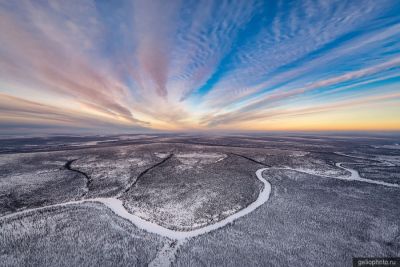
[201,57,400,126]
[0,0,399,133]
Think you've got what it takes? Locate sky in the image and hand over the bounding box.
[0,0,399,135]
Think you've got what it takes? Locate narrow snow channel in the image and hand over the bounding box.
[0,167,271,241]
[92,167,272,240]
[2,164,398,239]
[148,239,186,267]
[1,163,399,267]
[278,163,399,188]
[335,162,399,188]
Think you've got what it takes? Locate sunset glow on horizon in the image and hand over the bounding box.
[1,0,399,135]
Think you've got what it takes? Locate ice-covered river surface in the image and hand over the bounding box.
[1,134,399,266]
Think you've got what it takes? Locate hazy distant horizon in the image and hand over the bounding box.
[1,130,400,141]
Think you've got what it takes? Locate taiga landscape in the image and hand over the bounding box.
[1,133,399,266]
[0,0,399,266]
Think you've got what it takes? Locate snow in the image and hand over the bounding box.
[118,135,157,140]
[155,152,171,158]
[2,161,397,245]
[279,164,399,188]
[148,240,185,267]
[373,144,400,150]
[94,166,271,240]
[335,163,399,188]
[1,167,272,241]
[175,152,227,166]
